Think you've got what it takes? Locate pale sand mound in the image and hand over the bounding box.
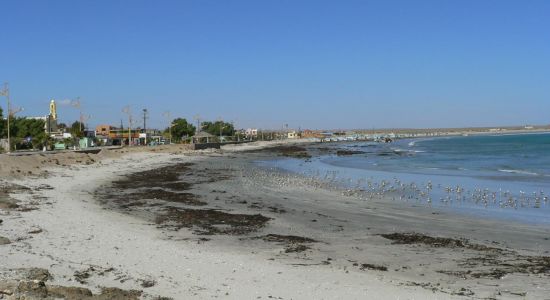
[0,144,200,178]
[0,152,97,178]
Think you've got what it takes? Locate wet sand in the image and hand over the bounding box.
[1,143,550,299]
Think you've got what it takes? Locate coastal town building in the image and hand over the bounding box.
[287,131,299,139]
[95,124,163,145]
[94,124,140,145]
[45,100,61,136]
[95,125,115,138]
[192,131,216,144]
[28,99,63,138]
[245,128,258,138]
[301,129,324,139]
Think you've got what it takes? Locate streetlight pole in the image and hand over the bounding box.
[1,83,11,153]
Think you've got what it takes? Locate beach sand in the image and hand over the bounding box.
[1,143,549,299]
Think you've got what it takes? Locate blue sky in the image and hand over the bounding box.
[1,0,549,130]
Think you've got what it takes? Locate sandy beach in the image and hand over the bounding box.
[1,143,550,299]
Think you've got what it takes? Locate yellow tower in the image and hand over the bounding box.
[49,99,57,120]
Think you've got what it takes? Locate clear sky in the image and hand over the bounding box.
[1,0,549,130]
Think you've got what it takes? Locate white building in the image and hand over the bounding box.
[287,131,298,139]
[245,128,258,137]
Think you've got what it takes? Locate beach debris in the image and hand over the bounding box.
[74,269,92,284]
[140,279,156,288]
[254,234,317,253]
[50,285,142,299]
[249,145,311,159]
[403,281,476,296]
[28,227,43,234]
[0,195,19,210]
[336,150,365,156]
[259,234,317,244]
[359,263,388,271]
[13,280,49,299]
[285,244,310,253]
[0,267,142,299]
[21,268,52,282]
[380,232,471,248]
[35,184,54,191]
[379,232,499,252]
[74,266,115,284]
[268,206,287,214]
[111,163,194,189]
[156,207,271,235]
[382,232,550,280]
[124,189,206,206]
[0,236,11,245]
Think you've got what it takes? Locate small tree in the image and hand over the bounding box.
[202,121,234,137]
[57,123,67,132]
[36,134,54,150]
[63,137,75,148]
[11,117,46,150]
[0,106,5,139]
[168,118,196,142]
[70,121,84,138]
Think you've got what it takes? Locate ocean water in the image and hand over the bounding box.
[259,133,550,225]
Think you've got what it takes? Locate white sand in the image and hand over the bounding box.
[1,144,549,299]
[0,149,457,299]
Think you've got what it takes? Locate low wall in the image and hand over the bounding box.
[192,143,221,150]
[0,139,8,152]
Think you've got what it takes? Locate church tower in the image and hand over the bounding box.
[45,99,59,134]
[49,100,57,120]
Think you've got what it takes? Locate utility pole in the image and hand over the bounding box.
[80,114,90,138]
[193,114,201,133]
[122,106,132,146]
[231,119,239,142]
[217,117,223,143]
[70,97,82,133]
[128,116,133,146]
[142,108,148,145]
[162,111,171,144]
[1,83,11,153]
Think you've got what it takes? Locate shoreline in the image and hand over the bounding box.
[282,134,550,227]
[1,144,549,299]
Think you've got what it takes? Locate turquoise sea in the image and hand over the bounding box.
[260,133,550,225]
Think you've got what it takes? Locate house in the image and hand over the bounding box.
[191,131,220,149]
[95,125,115,138]
[301,129,323,138]
[245,128,258,138]
[287,131,299,139]
[79,137,95,149]
[192,131,216,144]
